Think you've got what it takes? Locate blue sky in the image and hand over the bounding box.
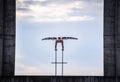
[16,0,103,75]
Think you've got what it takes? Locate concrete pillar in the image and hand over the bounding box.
[104,0,116,76]
[115,0,120,76]
[104,0,120,76]
[0,0,4,76]
[0,0,15,76]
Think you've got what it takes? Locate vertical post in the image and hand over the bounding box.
[115,0,118,81]
[1,0,15,76]
[62,50,64,76]
[0,0,4,76]
[55,51,57,76]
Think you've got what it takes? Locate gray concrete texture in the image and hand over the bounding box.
[0,0,15,76]
[0,76,120,82]
[104,0,120,76]
[0,0,4,76]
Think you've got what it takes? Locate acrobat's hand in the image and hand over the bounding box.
[62,48,64,51]
[55,48,57,51]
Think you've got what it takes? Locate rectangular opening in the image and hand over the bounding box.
[16,0,103,76]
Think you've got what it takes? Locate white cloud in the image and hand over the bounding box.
[66,16,94,22]
[16,0,26,8]
[15,63,103,75]
[64,65,103,76]
[30,16,94,22]
[15,53,25,61]
[16,0,96,22]
[15,64,40,75]
[15,63,54,75]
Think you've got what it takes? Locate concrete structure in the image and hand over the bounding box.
[0,0,15,76]
[104,0,120,76]
[0,76,119,82]
[0,0,120,81]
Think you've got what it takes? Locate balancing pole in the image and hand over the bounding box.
[52,50,67,76]
[55,50,57,76]
[62,50,64,76]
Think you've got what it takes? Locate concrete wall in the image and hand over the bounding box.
[115,0,120,76]
[0,0,4,76]
[104,0,120,76]
[0,76,119,82]
[104,0,116,76]
[0,0,15,76]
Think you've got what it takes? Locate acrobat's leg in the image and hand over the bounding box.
[61,41,64,51]
[55,41,57,51]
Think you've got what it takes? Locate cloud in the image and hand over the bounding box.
[17,7,31,12]
[15,53,25,61]
[16,0,98,22]
[64,65,103,76]
[30,16,95,22]
[15,63,54,75]
[15,63,103,75]
[15,64,41,75]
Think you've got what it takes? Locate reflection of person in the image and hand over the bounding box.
[55,37,64,51]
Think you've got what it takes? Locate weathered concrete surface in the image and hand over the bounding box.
[115,0,120,76]
[0,76,120,82]
[0,0,3,76]
[104,0,119,76]
[104,0,120,76]
[0,0,15,76]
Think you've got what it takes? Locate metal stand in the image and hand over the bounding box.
[52,50,67,76]
[55,51,57,76]
[62,50,63,76]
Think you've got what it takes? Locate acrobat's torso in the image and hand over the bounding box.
[56,39,63,42]
[55,38,64,51]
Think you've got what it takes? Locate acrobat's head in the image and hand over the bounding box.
[58,37,61,39]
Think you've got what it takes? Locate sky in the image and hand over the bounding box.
[16,0,103,76]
